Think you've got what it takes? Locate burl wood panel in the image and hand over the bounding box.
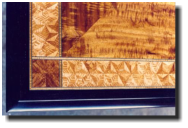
[32,60,60,87]
[62,60,175,88]
[61,2,175,59]
[32,2,59,57]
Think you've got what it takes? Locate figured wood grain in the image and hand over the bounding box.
[32,2,59,57]
[30,2,176,90]
[61,2,175,59]
[32,60,60,87]
[62,60,175,88]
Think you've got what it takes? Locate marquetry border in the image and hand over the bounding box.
[29,2,176,90]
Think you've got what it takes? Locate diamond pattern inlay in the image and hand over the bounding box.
[62,60,175,87]
[32,2,59,56]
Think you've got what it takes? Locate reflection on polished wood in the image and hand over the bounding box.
[61,2,175,59]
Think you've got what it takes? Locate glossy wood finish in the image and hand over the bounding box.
[5,2,176,114]
[30,2,176,90]
[61,2,175,59]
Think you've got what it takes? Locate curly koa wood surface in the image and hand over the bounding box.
[30,2,175,89]
[61,2,175,59]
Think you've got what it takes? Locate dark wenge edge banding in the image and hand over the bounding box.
[6,3,176,116]
[6,2,30,112]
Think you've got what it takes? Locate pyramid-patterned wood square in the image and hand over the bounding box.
[32,60,60,88]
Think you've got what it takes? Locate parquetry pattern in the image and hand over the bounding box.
[32,60,60,87]
[32,2,59,56]
[30,2,176,89]
[62,60,175,87]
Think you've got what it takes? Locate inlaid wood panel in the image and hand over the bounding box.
[62,60,175,88]
[32,60,60,87]
[30,2,176,90]
[61,2,175,59]
[32,2,59,57]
